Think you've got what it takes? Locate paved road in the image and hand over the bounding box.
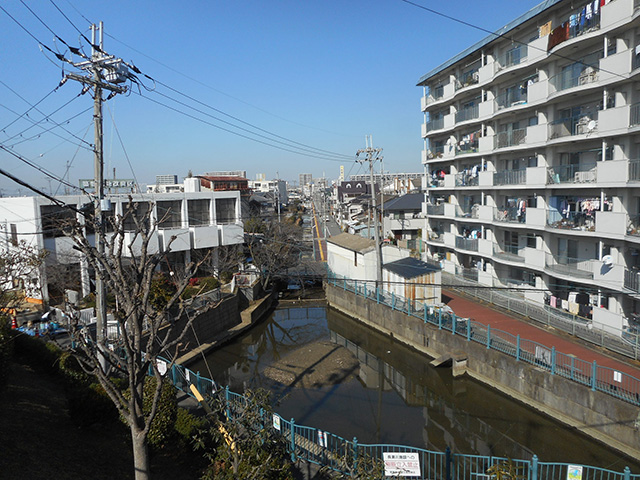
[444,290,640,379]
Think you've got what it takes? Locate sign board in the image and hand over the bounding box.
[156,359,167,376]
[317,430,327,448]
[79,178,136,189]
[272,414,281,431]
[383,452,421,477]
[567,465,583,480]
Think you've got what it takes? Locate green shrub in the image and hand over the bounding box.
[13,333,61,374]
[66,380,119,427]
[175,407,207,441]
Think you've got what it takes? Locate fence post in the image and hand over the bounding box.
[196,371,201,392]
[625,467,631,480]
[591,361,597,391]
[516,335,521,361]
[438,309,442,330]
[408,299,411,316]
[343,278,346,290]
[445,446,451,480]
[551,347,556,375]
[531,455,538,480]
[487,325,491,349]
[225,386,231,420]
[424,305,428,324]
[452,314,456,335]
[354,280,358,295]
[571,356,575,381]
[392,293,395,310]
[376,287,380,304]
[352,437,359,474]
[467,320,471,341]
[290,418,296,462]
[364,283,367,298]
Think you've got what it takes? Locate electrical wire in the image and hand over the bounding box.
[134,90,350,163]
[0,85,61,133]
[104,101,141,192]
[49,0,103,54]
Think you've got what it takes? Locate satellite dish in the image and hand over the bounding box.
[602,255,613,266]
[587,120,597,131]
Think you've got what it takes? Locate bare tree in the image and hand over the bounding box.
[65,199,210,480]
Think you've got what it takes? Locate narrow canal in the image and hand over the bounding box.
[188,305,640,473]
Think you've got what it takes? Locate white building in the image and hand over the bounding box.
[0,191,243,304]
[419,0,640,334]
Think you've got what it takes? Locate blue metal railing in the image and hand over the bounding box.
[325,270,640,408]
[158,354,638,479]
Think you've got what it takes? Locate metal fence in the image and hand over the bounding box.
[325,271,640,407]
[159,353,640,479]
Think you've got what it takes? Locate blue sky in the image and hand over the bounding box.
[0,0,542,195]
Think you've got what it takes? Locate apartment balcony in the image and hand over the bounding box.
[219,223,243,246]
[455,69,480,91]
[527,79,548,104]
[630,103,640,127]
[548,113,598,140]
[426,117,445,132]
[190,225,219,249]
[456,139,480,156]
[495,89,527,111]
[599,48,633,83]
[624,267,640,293]
[549,65,599,94]
[493,243,525,262]
[547,164,597,185]
[494,169,526,186]
[494,128,526,149]
[387,216,424,231]
[627,214,640,237]
[494,206,523,224]
[455,235,478,252]
[455,104,479,123]
[629,160,640,182]
[455,204,480,219]
[454,172,479,187]
[596,159,632,185]
[545,253,594,279]
[426,231,444,244]
[159,227,190,252]
[547,210,595,232]
[496,45,528,73]
[426,204,445,216]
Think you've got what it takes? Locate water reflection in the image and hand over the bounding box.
[189,306,640,472]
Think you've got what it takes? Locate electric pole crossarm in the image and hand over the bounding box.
[66,72,127,94]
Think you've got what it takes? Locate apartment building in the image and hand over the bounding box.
[0,191,243,304]
[419,0,640,334]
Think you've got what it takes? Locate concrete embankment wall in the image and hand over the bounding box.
[326,283,640,461]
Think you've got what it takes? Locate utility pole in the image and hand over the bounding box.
[276,171,281,222]
[356,137,383,286]
[66,22,127,370]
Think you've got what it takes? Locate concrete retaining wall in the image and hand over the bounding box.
[326,283,640,460]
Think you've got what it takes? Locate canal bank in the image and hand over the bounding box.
[325,281,640,462]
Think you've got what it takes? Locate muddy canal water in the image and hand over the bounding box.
[188,305,640,472]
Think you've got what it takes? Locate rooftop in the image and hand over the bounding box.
[384,256,440,279]
[327,233,376,254]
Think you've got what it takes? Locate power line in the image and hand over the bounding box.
[0,85,60,133]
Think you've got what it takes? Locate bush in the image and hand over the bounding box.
[12,333,61,374]
[182,276,220,300]
[175,407,207,442]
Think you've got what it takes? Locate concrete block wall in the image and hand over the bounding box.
[325,283,640,460]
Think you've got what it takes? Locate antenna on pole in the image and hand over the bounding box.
[356,138,383,287]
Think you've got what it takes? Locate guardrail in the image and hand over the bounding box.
[159,353,639,479]
[325,272,640,407]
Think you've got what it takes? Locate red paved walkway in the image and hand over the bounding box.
[443,290,640,380]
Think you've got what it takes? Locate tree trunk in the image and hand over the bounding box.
[131,428,150,480]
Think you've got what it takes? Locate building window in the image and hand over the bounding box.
[157,200,182,229]
[9,223,18,246]
[123,202,151,232]
[216,198,236,224]
[188,199,210,226]
[354,251,358,267]
[41,205,75,238]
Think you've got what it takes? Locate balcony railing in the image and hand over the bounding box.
[551,65,599,92]
[454,172,479,187]
[624,268,640,292]
[496,45,527,71]
[495,89,527,111]
[545,253,594,279]
[426,117,445,131]
[494,169,526,186]
[455,235,478,251]
[494,206,523,224]
[631,102,640,127]
[495,128,527,149]
[456,138,480,156]
[549,113,598,139]
[455,69,479,90]
[455,104,479,123]
[427,231,444,243]
[455,204,480,219]
[493,243,525,262]
[547,209,595,231]
[629,161,640,182]
[547,164,597,184]
[628,214,640,236]
[426,204,444,215]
